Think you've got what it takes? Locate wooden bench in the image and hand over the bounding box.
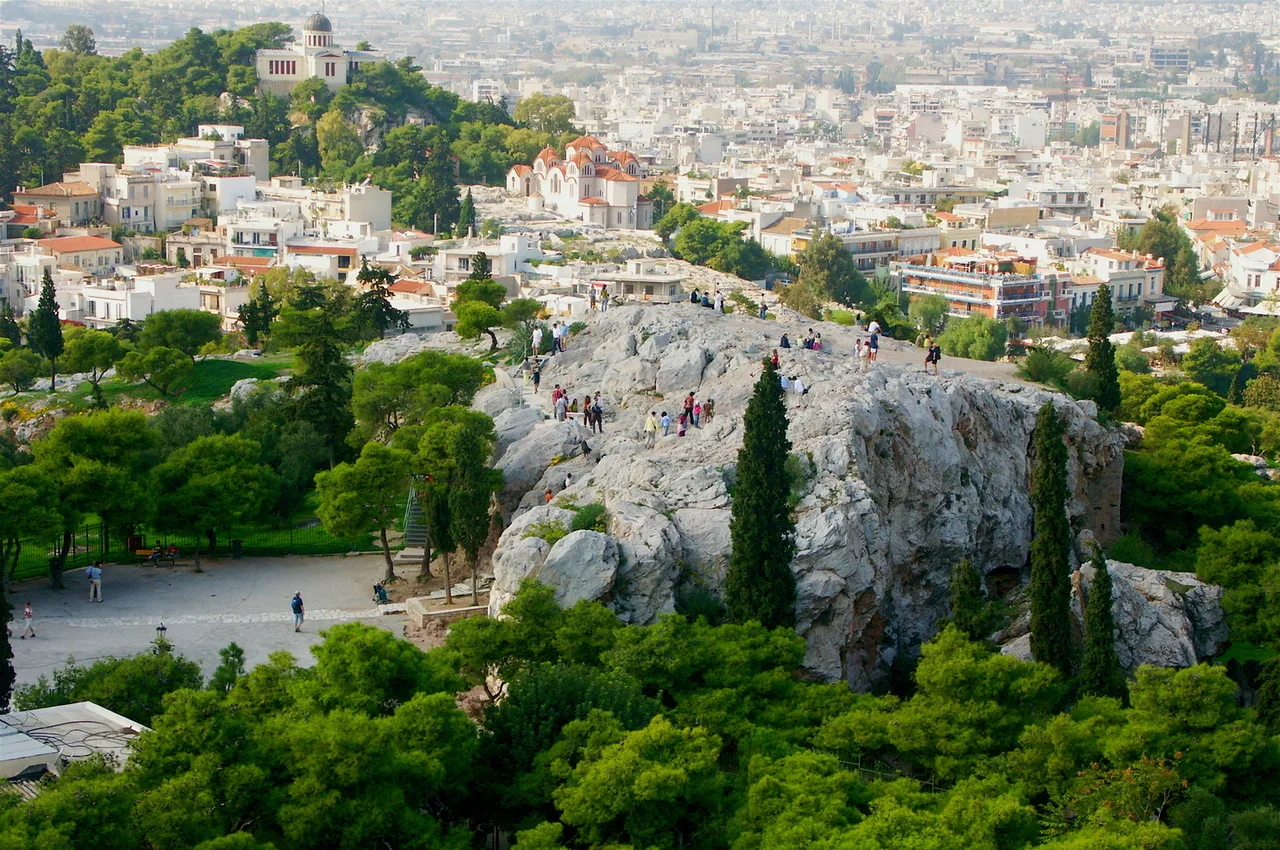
[136,549,179,569]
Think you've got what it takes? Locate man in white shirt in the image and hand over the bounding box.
[713,290,725,313]
[532,326,544,354]
[867,319,881,335]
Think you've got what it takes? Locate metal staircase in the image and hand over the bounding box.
[398,479,429,564]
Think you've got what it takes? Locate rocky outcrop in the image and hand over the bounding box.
[480,304,1132,689]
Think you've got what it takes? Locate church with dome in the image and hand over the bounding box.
[254,12,384,97]
[506,135,653,231]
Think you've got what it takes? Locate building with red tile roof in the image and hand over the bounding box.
[506,135,653,230]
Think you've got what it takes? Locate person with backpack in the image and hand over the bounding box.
[590,394,604,433]
[925,343,942,375]
[291,592,305,633]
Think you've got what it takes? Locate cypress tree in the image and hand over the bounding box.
[1084,283,1120,412]
[949,558,989,642]
[1029,401,1075,676]
[27,268,64,390]
[455,189,477,238]
[1078,551,1128,701]
[726,359,797,628]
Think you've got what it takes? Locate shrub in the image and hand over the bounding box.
[1016,346,1076,386]
[1061,369,1101,400]
[568,321,587,335]
[1108,532,1158,567]
[522,520,569,546]
[571,503,609,532]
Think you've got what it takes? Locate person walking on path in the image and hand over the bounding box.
[531,359,542,393]
[677,412,688,436]
[19,601,34,639]
[532,325,544,356]
[589,289,597,311]
[291,592,305,633]
[643,411,659,448]
[660,411,672,436]
[86,561,103,602]
[554,394,568,421]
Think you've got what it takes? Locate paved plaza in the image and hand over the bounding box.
[9,554,407,687]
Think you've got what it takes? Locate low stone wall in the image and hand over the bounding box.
[405,597,488,630]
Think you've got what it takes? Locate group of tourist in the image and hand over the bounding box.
[550,383,605,433]
[588,286,610,312]
[530,322,570,360]
[688,289,727,312]
[642,391,715,447]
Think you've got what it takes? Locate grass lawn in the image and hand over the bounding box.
[63,356,293,409]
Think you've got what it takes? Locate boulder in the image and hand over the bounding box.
[493,406,546,460]
[1073,559,1227,670]
[228,378,261,401]
[473,385,526,418]
[654,342,709,396]
[535,530,619,607]
[495,421,588,508]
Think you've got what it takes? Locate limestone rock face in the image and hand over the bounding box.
[1073,559,1228,670]
[493,406,546,460]
[483,304,1130,688]
[535,531,620,607]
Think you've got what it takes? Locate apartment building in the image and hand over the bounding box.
[892,250,1052,325]
[223,202,306,259]
[37,236,124,277]
[73,164,202,233]
[11,182,102,226]
[122,125,269,182]
[1064,248,1172,319]
[258,178,393,233]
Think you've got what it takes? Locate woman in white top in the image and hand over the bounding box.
[20,601,34,639]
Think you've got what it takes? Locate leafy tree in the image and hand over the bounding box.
[648,179,675,221]
[1182,337,1242,396]
[795,231,870,307]
[152,435,280,568]
[0,347,44,392]
[453,255,507,350]
[1030,402,1074,677]
[0,302,20,346]
[654,202,701,240]
[455,188,476,238]
[15,638,201,725]
[61,327,124,407]
[1079,552,1128,701]
[34,409,157,581]
[60,25,97,55]
[350,351,487,444]
[236,283,278,348]
[26,268,63,389]
[777,280,824,319]
[449,425,498,605]
[939,315,1008,361]
[908,293,949,332]
[116,346,193,396]
[315,109,363,174]
[137,308,223,362]
[552,715,725,849]
[315,442,412,583]
[726,359,796,628]
[514,92,577,134]
[351,260,408,340]
[1086,283,1121,412]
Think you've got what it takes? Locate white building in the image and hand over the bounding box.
[255,13,384,97]
[258,177,393,233]
[122,125,269,182]
[73,164,202,233]
[506,136,653,230]
[223,202,306,260]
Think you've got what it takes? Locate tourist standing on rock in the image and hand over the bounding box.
[551,384,564,406]
[660,411,672,436]
[591,395,604,433]
[868,330,880,363]
[693,401,702,428]
[555,394,568,421]
[532,325,544,355]
[600,286,609,312]
[86,561,103,602]
[703,398,714,422]
[813,333,823,352]
[780,333,791,349]
[678,411,688,436]
[926,343,942,376]
[758,300,767,320]
[683,392,696,424]
[856,339,869,372]
[548,323,559,355]
[714,290,725,312]
[291,592,304,633]
[867,318,881,336]
[644,411,659,448]
[582,399,593,429]
[589,289,597,311]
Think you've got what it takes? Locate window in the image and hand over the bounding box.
[324,62,336,77]
[337,255,351,269]
[458,257,470,271]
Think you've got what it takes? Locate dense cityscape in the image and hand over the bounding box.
[1,2,1280,849]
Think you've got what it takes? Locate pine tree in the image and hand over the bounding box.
[726,359,797,628]
[1078,551,1128,701]
[949,558,989,641]
[1084,283,1120,412]
[1029,401,1075,676]
[27,268,63,390]
[455,189,476,238]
